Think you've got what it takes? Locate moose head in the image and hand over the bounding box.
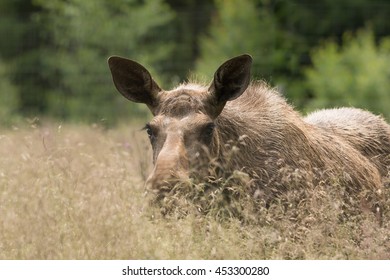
[108,55,252,194]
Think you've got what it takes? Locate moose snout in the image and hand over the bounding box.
[145,137,189,195]
[145,165,189,195]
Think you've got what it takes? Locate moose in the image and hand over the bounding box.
[108,54,390,219]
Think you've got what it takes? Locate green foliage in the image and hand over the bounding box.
[0,0,49,116]
[195,0,297,82]
[34,0,174,123]
[305,29,390,119]
[0,59,19,126]
[163,0,214,84]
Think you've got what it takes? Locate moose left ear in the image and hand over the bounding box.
[207,54,252,117]
[108,56,161,114]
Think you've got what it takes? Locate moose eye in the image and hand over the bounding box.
[201,123,215,141]
[143,124,156,142]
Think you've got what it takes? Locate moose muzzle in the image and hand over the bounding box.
[144,132,189,195]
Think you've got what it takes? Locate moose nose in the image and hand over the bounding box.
[145,165,189,195]
[144,135,189,194]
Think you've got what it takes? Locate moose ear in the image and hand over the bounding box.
[209,54,252,102]
[207,54,252,118]
[108,56,161,113]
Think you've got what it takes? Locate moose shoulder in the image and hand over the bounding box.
[108,54,390,220]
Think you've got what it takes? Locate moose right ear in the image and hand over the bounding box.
[108,56,161,113]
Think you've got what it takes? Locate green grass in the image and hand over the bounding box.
[0,123,389,259]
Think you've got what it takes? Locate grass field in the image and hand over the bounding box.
[0,123,389,259]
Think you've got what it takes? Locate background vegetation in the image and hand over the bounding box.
[0,0,389,124]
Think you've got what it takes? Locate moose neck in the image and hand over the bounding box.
[213,81,315,171]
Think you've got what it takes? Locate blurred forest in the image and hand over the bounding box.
[0,0,389,126]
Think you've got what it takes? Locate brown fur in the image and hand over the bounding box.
[108,55,389,220]
[305,108,390,177]
[214,82,385,209]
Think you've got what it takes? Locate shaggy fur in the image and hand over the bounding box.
[213,82,387,212]
[305,108,390,177]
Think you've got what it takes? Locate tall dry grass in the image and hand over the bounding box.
[0,123,389,259]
